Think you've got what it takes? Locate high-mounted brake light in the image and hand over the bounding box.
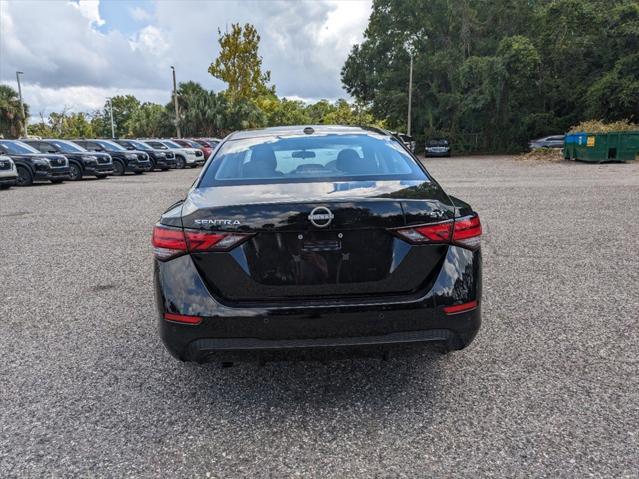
[392,214,481,250]
[152,225,252,261]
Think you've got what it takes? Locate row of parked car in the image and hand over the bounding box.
[0,137,221,188]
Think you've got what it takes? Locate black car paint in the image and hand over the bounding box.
[0,143,71,185]
[22,140,114,179]
[114,140,177,170]
[425,139,451,157]
[71,140,150,175]
[154,126,482,362]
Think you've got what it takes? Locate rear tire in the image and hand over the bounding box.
[112,160,125,176]
[175,156,186,169]
[69,162,82,181]
[16,166,33,186]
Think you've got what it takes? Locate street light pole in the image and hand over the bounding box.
[171,66,181,138]
[407,52,413,137]
[16,71,27,137]
[107,98,115,139]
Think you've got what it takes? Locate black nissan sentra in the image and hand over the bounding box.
[153,125,482,363]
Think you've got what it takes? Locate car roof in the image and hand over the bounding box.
[226,125,389,141]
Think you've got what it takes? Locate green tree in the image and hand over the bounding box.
[225,97,267,130]
[342,0,639,152]
[172,81,229,136]
[258,97,311,126]
[126,103,171,138]
[0,85,28,138]
[208,23,274,101]
[305,100,338,124]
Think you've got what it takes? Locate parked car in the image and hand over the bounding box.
[114,139,176,171]
[0,155,18,189]
[152,125,482,364]
[71,139,150,176]
[22,139,113,180]
[425,139,451,157]
[172,138,213,160]
[0,140,70,186]
[139,139,204,169]
[528,135,564,150]
[193,138,221,152]
[391,132,416,153]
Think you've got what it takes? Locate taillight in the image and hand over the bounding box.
[152,225,187,260]
[394,221,453,244]
[452,214,482,249]
[392,214,481,250]
[152,225,252,261]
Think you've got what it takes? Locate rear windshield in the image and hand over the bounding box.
[199,133,428,186]
[427,139,449,146]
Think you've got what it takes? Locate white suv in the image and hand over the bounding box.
[0,155,18,189]
[141,140,204,169]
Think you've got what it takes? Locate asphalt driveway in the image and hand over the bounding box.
[1,156,637,477]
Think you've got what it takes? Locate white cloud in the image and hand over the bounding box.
[130,25,169,55]
[0,0,372,115]
[69,0,105,27]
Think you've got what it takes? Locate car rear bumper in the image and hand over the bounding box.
[154,245,482,362]
[425,150,451,157]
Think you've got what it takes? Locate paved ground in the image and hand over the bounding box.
[1,156,638,478]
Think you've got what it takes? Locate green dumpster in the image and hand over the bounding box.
[564,131,639,162]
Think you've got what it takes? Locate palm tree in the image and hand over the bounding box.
[0,85,28,138]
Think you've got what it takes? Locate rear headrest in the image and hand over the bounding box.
[243,144,277,177]
[336,148,371,174]
[250,144,277,169]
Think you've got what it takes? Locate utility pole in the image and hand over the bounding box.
[107,98,115,139]
[16,71,27,137]
[407,53,413,136]
[171,66,181,138]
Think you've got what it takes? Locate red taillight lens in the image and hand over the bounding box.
[443,300,478,315]
[394,220,453,244]
[152,225,187,260]
[392,214,481,250]
[152,224,252,260]
[453,214,481,249]
[164,312,202,324]
[184,231,251,252]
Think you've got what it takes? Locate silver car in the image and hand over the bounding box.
[0,155,19,189]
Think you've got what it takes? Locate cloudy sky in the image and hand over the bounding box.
[0,0,371,118]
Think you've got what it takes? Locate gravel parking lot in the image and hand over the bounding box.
[1,156,638,478]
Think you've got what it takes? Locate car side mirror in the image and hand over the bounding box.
[47,149,57,154]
